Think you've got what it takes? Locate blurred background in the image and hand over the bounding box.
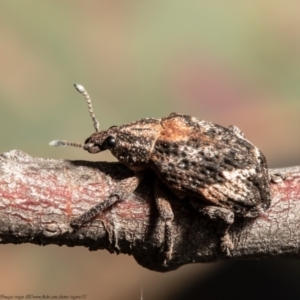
[1,1,300,299]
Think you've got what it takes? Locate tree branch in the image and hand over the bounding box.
[0,150,298,272]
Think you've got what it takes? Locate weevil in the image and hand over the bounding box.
[50,84,271,262]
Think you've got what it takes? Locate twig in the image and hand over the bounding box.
[0,150,298,272]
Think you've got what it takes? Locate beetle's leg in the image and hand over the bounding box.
[71,195,119,228]
[154,180,174,264]
[201,206,234,255]
[71,173,143,251]
[190,200,234,255]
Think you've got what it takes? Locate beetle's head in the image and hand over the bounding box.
[50,84,161,170]
[82,118,161,170]
[83,127,117,154]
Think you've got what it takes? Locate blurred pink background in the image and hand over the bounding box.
[1,1,300,299]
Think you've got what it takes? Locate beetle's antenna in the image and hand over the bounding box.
[74,83,100,132]
[49,140,83,148]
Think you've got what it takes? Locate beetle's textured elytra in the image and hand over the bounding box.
[50,84,271,264]
[84,113,270,215]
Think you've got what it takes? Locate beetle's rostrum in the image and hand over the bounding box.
[50,84,271,264]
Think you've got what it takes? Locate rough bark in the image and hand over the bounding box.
[0,150,298,272]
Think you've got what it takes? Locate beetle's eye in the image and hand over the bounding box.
[84,137,91,145]
[105,136,116,148]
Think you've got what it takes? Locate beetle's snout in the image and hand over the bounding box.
[83,142,101,153]
[83,137,103,153]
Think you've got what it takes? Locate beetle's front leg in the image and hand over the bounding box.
[70,173,143,250]
[154,180,175,264]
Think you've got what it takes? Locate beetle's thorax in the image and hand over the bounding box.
[84,118,162,170]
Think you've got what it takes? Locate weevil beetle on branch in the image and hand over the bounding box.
[50,84,271,264]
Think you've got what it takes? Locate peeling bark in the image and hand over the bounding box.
[0,150,299,272]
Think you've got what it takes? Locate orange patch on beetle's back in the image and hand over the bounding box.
[160,117,194,142]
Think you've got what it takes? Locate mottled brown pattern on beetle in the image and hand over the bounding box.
[149,114,270,217]
[160,116,194,142]
[110,119,161,170]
